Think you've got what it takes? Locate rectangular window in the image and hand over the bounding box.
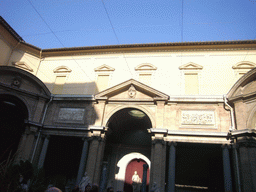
[97,75,109,92]
[139,74,151,86]
[52,76,66,94]
[185,73,199,95]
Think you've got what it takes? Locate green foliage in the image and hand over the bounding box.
[29,167,48,192]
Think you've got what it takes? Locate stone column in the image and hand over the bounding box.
[141,164,149,192]
[99,162,108,192]
[86,136,103,184]
[237,139,256,192]
[94,138,106,184]
[38,135,50,169]
[151,139,166,192]
[76,138,89,185]
[232,144,241,192]
[167,142,177,192]
[222,144,233,192]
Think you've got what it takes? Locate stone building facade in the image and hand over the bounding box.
[1,16,256,191]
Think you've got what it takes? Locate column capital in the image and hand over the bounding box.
[237,136,256,148]
[82,137,89,141]
[168,141,177,147]
[221,144,231,149]
[89,125,108,136]
[42,134,50,139]
[152,139,166,145]
[89,136,105,142]
[148,128,168,138]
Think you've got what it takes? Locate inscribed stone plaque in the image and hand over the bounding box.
[181,110,215,126]
[57,108,85,123]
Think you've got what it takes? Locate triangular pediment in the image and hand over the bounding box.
[95,79,169,101]
[12,61,33,72]
[179,62,203,70]
[95,64,115,72]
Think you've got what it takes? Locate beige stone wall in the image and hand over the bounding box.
[7,50,41,76]
[37,49,256,96]
[0,38,12,65]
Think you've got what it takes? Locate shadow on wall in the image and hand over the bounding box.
[42,81,100,127]
[44,81,101,95]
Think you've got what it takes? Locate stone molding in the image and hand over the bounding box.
[0,66,51,98]
[221,144,231,149]
[232,61,256,69]
[152,139,166,145]
[12,61,34,72]
[237,137,256,148]
[94,79,169,101]
[179,62,203,70]
[94,64,115,72]
[168,141,177,147]
[53,66,72,73]
[135,63,157,71]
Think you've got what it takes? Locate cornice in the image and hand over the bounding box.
[41,40,256,57]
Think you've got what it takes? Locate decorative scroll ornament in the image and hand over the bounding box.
[128,85,136,98]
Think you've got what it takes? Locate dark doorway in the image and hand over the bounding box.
[103,108,152,191]
[44,136,83,190]
[0,95,28,161]
[175,143,224,192]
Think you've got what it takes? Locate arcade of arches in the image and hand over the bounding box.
[1,67,256,192]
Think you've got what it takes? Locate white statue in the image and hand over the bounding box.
[132,171,141,192]
[79,172,91,192]
[132,171,141,183]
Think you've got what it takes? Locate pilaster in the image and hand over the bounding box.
[155,100,165,128]
[94,99,107,126]
[16,126,37,162]
[86,126,107,185]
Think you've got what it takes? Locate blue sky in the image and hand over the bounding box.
[1,0,256,49]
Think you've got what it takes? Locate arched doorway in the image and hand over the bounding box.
[0,94,28,161]
[103,108,152,191]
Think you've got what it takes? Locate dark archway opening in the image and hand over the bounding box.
[0,95,28,161]
[44,136,83,191]
[175,143,224,192]
[103,108,152,192]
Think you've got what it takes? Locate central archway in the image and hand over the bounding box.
[102,107,152,191]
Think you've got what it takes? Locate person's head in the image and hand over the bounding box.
[107,187,114,192]
[134,171,137,175]
[89,184,99,192]
[85,184,91,191]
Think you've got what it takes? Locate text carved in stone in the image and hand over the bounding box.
[58,108,85,122]
[181,110,215,125]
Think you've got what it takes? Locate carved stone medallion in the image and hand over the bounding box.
[128,85,137,98]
